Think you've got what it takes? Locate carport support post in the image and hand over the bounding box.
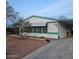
[58,22,60,40]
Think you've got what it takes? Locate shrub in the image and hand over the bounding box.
[45,39,50,42]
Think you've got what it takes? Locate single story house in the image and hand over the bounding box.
[22,16,73,39]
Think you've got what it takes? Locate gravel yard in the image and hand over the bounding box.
[6,35,48,59]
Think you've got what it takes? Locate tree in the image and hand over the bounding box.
[15,18,31,36]
[23,21,31,33]
[59,16,67,20]
[18,17,24,36]
[11,17,24,35]
[6,1,19,20]
[12,17,31,40]
[6,1,19,34]
[6,1,31,37]
[17,18,31,36]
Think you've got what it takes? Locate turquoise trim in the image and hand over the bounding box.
[47,32,59,35]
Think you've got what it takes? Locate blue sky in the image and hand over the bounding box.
[8,0,73,19]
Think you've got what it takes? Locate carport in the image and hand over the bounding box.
[58,20,73,37]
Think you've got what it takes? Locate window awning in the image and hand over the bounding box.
[31,22,46,26]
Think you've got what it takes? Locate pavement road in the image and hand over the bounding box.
[23,37,73,59]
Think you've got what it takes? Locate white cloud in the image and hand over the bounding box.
[34,0,73,18]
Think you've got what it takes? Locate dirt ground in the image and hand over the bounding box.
[6,35,47,59]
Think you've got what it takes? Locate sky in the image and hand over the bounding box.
[7,0,73,19]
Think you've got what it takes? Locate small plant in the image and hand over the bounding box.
[45,39,50,42]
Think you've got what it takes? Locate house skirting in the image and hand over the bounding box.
[22,32,59,39]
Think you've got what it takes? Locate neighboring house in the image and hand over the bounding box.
[22,15,73,39]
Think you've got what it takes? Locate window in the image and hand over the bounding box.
[38,27,41,33]
[32,27,34,32]
[34,27,37,32]
[43,27,47,33]
[30,26,47,33]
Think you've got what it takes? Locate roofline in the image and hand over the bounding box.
[24,15,59,21]
[23,15,73,25]
[58,20,73,25]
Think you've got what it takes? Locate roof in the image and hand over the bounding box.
[25,15,59,21]
[58,20,73,25]
[24,15,73,25]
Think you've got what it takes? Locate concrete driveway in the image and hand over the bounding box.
[23,37,73,59]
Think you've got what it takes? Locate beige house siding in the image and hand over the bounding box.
[47,22,59,39]
[25,17,56,23]
[22,16,71,39]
